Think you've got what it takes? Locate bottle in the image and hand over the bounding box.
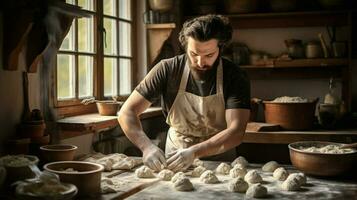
[324,78,340,105]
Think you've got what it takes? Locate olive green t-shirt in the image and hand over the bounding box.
[135,54,251,117]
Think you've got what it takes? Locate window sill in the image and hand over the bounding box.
[56,107,163,139]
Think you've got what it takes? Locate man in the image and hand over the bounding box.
[118,15,250,172]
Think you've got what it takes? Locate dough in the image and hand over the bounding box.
[191,166,207,177]
[192,159,205,167]
[215,163,231,175]
[231,156,248,167]
[262,161,279,172]
[227,177,249,193]
[200,170,219,184]
[281,176,301,191]
[135,166,155,178]
[171,172,186,183]
[174,177,194,191]
[158,169,174,181]
[244,170,263,184]
[287,173,307,185]
[273,167,289,181]
[229,165,247,178]
[112,157,136,170]
[246,183,268,198]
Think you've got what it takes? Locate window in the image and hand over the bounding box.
[56,0,134,110]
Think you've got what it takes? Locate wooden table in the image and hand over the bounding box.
[98,160,357,200]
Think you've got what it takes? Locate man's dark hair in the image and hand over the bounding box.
[179,14,232,50]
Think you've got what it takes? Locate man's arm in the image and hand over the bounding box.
[167,108,250,171]
[118,90,166,171]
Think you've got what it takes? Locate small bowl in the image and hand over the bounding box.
[43,161,104,196]
[40,144,77,163]
[0,155,39,184]
[96,101,122,116]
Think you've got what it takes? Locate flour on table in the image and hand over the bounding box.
[231,156,248,168]
[215,163,231,175]
[101,177,127,194]
[135,166,155,178]
[227,177,249,193]
[173,177,194,191]
[246,183,268,198]
[262,161,279,172]
[200,170,219,184]
[244,170,263,184]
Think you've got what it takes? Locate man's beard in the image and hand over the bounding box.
[188,58,218,81]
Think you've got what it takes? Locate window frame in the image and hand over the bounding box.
[54,0,136,116]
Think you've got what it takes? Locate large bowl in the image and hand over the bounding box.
[40,144,77,163]
[0,155,39,184]
[289,141,357,176]
[43,161,104,196]
[263,99,318,130]
[96,101,122,116]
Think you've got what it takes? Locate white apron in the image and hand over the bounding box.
[165,59,236,161]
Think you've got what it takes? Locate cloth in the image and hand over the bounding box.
[135,54,251,118]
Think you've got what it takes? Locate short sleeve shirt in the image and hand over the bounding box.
[135,54,251,117]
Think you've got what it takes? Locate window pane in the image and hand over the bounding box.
[78,55,93,98]
[104,18,118,55]
[78,16,94,53]
[103,0,116,16]
[104,57,118,97]
[119,21,131,56]
[119,0,131,20]
[119,58,131,95]
[66,0,75,5]
[78,0,94,11]
[57,54,75,99]
[60,24,75,51]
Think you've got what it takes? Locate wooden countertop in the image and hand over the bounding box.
[99,160,357,200]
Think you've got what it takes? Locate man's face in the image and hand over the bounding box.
[186,37,220,79]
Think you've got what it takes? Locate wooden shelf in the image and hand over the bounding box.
[146,23,176,29]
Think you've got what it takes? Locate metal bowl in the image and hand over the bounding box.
[289,141,357,176]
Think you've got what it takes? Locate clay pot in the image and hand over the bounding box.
[149,0,174,12]
[19,120,46,138]
[40,144,77,163]
[96,101,122,116]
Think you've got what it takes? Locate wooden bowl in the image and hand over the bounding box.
[0,155,39,184]
[40,144,77,163]
[289,141,357,176]
[43,161,104,196]
[96,101,122,116]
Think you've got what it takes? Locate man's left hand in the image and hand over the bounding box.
[167,148,196,172]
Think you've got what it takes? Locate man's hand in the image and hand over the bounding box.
[167,148,196,172]
[142,144,167,171]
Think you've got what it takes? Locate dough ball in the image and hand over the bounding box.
[191,166,207,177]
[287,173,307,185]
[215,163,231,175]
[244,170,263,184]
[227,177,249,193]
[174,177,194,191]
[281,176,301,191]
[158,169,174,181]
[246,183,268,198]
[273,167,289,181]
[135,166,155,178]
[262,161,279,172]
[171,172,186,183]
[192,159,205,167]
[231,156,248,167]
[229,165,247,178]
[200,170,219,184]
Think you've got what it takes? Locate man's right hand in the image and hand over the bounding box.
[142,144,167,171]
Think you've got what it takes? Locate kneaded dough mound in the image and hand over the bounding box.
[281,176,301,191]
[228,177,249,193]
[262,161,279,172]
[231,156,248,167]
[200,170,219,184]
[158,169,174,181]
[244,170,263,184]
[191,166,207,177]
[229,165,247,178]
[273,167,289,181]
[287,173,307,185]
[135,166,155,178]
[174,177,194,191]
[192,159,205,167]
[171,172,186,183]
[246,183,268,198]
[215,163,231,175]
